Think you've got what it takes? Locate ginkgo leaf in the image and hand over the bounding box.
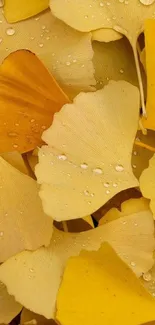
[50,0,155,113]
[4,0,49,23]
[0,281,22,324]
[56,243,155,325]
[0,8,95,98]
[93,38,140,90]
[91,28,122,42]
[99,197,150,225]
[0,156,53,262]
[0,200,154,318]
[36,80,139,221]
[140,48,146,72]
[141,20,155,130]
[0,49,69,153]
[140,154,155,217]
[132,130,155,180]
[1,151,29,175]
[20,308,56,325]
[93,188,141,222]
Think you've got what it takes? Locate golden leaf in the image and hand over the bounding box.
[140,154,155,217]
[0,50,69,153]
[20,308,56,325]
[36,81,139,221]
[0,157,53,262]
[56,243,155,325]
[1,151,29,175]
[4,0,49,23]
[0,200,153,318]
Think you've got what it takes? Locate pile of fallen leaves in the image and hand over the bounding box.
[1,0,155,324]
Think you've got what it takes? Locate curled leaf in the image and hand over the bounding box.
[56,243,155,325]
[0,157,53,262]
[4,0,49,23]
[0,281,22,324]
[0,200,154,318]
[0,8,95,98]
[140,154,155,217]
[36,80,139,221]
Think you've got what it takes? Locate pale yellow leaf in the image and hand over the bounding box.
[0,9,95,98]
[0,281,22,324]
[140,154,155,217]
[1,151,29,175]
[0,157,53,262]
[36,81,139,221]
[0,199,154,318]
[56,243,155,325]
[91,28,122,42]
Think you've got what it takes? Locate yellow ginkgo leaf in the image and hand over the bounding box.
[50,0,155,113]
[0,200,154,318]
[0,281,22,324]
[91,28,122,42]
[140,48,146,72]
[56,243,155,325]
[4,0,49,23]
[132,130,155,180]
[0,157,53,262]
[36,80,139,221]
[142,20,155,130]
[140,154,155,217]
[93,37,140,90]
[99,197,149,225]
[0,9,95,98]
[1,151,29,175]
[21,308,56,325]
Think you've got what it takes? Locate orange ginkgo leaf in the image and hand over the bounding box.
[0,50,69,154]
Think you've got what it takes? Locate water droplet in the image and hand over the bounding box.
[29,268,34,273]
[152,292,155,297]
[122,220,127,224]
[140,0,155,5]
[42,25,46,29]
[8,132,18,137]
[115,164,124,172]
[100,2,104,6]
[130,261,136,267]
[80,163,88,169]
[15,123,19,126]
[0,231,3,237]
[134,223,138,226]
[39,43,43,48]
[66,61,71,66]
[88,201,91,205]
[58,154,67,161]
[6,27,15,36]
[13,144,18,148]
[90,193,95,197]
[0,0,4,7]
[73,59,77,63]
[46,36,50,40]
[5,213,8,217]
[93,168,103,174]
[84,15,88,19]
[132,164,137,169]
[30,119,35,123]
[133,151,137,156]
[106,190,110,194]
[104,182,110,188]
[120,68,124,73]
[41,125,46,130]
[30,36,35,40]
[143,272,152,282]
[0,38,2,43]
[106,1,111,5]
[35,17,40,21]
[113,182,118,187]
[84,190,90,196]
